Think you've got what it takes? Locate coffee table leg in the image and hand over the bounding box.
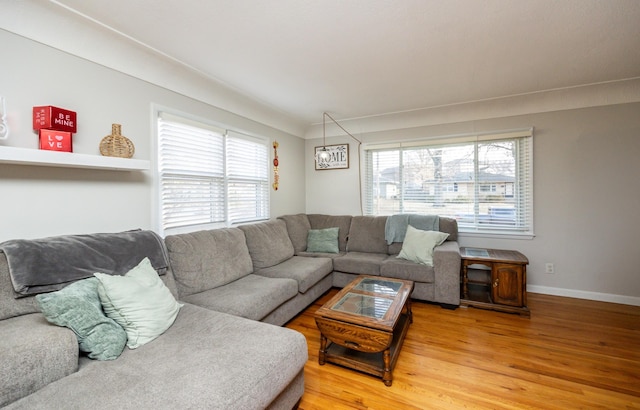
[319,334,327,365]
[382,348,392,386]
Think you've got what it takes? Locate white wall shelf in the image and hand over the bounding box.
[0,146,150,171]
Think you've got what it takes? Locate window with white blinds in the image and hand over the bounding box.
[157,112,269,235]
[226,131,270,224]
[364,129,533,235]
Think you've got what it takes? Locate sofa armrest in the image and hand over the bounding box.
[433,241,461,306]
[0,313,78,407]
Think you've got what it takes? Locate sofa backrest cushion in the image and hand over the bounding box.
[277,214,311,254]
[439,217,458,242]
[347,216,388,254]
[239,220,295,270]
[165,228,253,298]
[307,214,352,252]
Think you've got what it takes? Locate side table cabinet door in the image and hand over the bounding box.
[491,263,524,307]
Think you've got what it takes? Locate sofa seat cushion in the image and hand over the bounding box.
[239,220,295,270]
[254,255,333,293]
[182,274,298,321]
[5,304,308,410]
[165,228,254,298]
[332,252,387,276]
[380,256,436,283]
[0,313,78,408]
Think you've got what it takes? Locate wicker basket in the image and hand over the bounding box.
[100,123,135,158]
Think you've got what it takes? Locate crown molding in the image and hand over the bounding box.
[304,77,640,139]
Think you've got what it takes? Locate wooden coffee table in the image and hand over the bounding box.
[314,275,414,386]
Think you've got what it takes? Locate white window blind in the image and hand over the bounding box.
[364,129,533,235]
[226,131,270,224]
[157,113,269,234]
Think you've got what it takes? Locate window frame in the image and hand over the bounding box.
[363,128,534,238]
[154,108,270,236]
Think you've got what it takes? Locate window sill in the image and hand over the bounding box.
[458,230,535,240]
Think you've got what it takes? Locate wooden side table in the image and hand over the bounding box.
[460,247,530,317]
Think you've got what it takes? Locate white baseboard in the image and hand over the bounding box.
[527,285,640,307]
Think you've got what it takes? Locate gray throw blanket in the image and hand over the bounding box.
[384,214,440,244]
[0,230,169,297]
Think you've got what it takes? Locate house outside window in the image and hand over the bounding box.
[156,111,269,236]
[364,129,533,236]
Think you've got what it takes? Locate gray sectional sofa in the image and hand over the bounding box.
[278,214,461,307]
[0,230,307,410]
[0,214,460,409]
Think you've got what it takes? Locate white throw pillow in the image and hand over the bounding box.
[397,225,449,266]
[94,257,183,349]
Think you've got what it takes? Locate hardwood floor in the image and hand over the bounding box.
[286,289,640,409]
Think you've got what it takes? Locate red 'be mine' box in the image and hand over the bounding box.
[33,106,77,133]
[39,129,73,152]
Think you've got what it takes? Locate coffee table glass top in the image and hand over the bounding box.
[331,293,393,319]
[329,278,405,319]
[353,278,402,295]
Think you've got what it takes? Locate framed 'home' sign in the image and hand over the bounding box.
[315,144,349,170]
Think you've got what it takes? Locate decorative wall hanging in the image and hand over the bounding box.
[100,123,135,158]
[314,143,349,170]
[272,140,279,190]
[314,112,361,171]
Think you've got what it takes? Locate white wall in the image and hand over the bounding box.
[306,103,640,305]
[0,30,305,241]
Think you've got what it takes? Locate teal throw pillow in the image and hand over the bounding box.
[397,225,449,266]
[94,257,183,349]
[306,227,340,253]
[35,277,127,361]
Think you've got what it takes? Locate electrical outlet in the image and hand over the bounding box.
[545,263,555,274]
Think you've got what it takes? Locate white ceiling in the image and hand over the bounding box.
[53,0,640,126]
